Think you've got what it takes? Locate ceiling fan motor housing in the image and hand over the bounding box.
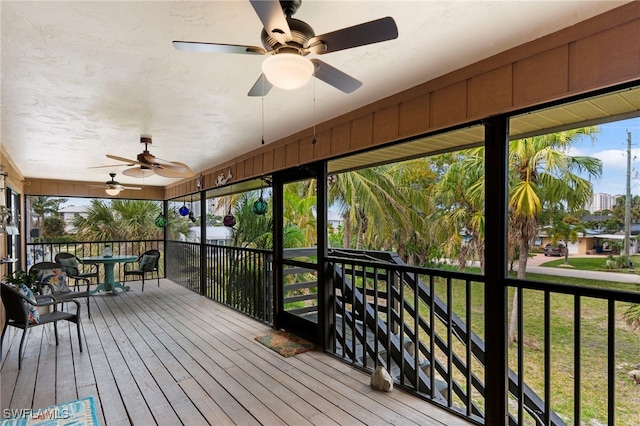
[261,18,314,54]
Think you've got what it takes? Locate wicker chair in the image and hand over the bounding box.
[1,282,83,370]
[30,261,93,318]
[54,252,99,290]
[123,249,160,291]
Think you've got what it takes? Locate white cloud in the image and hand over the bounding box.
[592,148,629,170]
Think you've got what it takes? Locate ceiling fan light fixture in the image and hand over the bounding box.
[262,53,313,90]
[105,187,121,196]
[123,166,154,178]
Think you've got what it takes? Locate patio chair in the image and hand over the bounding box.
[1,282,83,370]
[123,249,160,291]
[29,261,93,318]
[55,252,99,290]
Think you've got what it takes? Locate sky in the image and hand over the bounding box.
[569,117,640,197]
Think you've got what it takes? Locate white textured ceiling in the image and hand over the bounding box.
[0,1,630,188]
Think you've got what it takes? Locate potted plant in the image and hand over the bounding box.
[5,269,39,294]
[4,269,52,315]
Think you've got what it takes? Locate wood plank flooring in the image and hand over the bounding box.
[1,279,472,425]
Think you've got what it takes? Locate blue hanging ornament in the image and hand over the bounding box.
[179,202,189,216]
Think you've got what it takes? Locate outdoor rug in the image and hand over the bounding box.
[255,331,316,357]
[0,396,99,426]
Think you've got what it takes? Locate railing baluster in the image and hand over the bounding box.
[398,268,404,386]
[574,294,581,425]
[544,290,551,425]
[517,286,524,425]
[429,274,436,400]
[465,278,472,417]
[446,276,453,407]
[608,299,615,426]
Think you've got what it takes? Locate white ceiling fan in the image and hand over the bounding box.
[173,0,398,96]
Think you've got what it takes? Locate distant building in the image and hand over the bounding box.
[58,204,89,233]
[585,192,619,213]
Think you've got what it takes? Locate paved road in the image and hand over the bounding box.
[526,254,640,284]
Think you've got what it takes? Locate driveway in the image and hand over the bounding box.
[526,254,640,285]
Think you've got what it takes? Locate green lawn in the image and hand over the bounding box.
[540,254,640,272]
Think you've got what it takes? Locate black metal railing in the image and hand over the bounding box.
[166,240,200,293]
[60,238,638,425]
[205,243,273,323]
[327,250,486,423]
[25,239,164,283]
[166,241,273,323]
[327,249,640,425]
[506,279,640,426]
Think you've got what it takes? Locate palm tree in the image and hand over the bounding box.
[231,191,273,249]
[507,127,601,344]
[73,199,190,242]
[328,165,412,250]
[30,196,67,236]
[431,148,485,271]
[547,215,585,265]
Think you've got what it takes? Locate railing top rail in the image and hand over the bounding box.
[507,277,640,302]
[26,239,163,245]
[326,254,484,282]
[200,242,271,255]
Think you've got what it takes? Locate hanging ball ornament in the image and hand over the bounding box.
[154,213,168,228]
[253,196,268,215]
[179,203,190,216]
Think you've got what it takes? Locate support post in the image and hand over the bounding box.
[483,116,509,425]
[200,192,207,296]
[272,173,284,330]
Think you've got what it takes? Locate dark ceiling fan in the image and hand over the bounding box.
[105,136,194,178]
[88,173,142,195]
[172,0,398,96]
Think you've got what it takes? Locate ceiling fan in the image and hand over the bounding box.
[89,173,142,196]
[172,0,398,96]
[105,136,194,178]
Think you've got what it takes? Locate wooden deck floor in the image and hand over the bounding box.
[1,279,472,425]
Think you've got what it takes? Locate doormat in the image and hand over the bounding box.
[0,396,99,425]
[255,331,316,357]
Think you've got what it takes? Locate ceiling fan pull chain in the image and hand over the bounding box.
[312,75,317,146]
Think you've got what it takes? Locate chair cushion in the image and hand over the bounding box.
[36,268,71,293]
[57,256,80,276]
[140,254,158,271]
[18,284,40,324]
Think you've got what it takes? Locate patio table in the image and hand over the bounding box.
[81,255,138,294]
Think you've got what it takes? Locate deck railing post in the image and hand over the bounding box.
[483,115,509,425]
[199,192,207,296]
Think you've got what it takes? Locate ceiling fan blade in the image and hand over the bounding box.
[107,154,145,167]
[248,74,273,97]
[117,185,142,191]
[154,166,193,178]
[249,0,292,44]
[172,41,265,55]
[307,16,398,55]
[142,154,191,173]
[122,167,155,178]
[310,59,362,94]
[88,163,134,169]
